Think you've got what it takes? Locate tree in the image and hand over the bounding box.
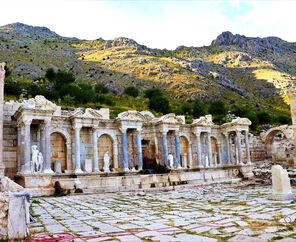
[144,88,163,99]
[148,95,170,114]
[208,100,226,115]
[45,68,56,81]
[53,71,75,89]
[124,86,139,97]
[257,111,271,124]
[192,100,206,118]
[94,83,109,94]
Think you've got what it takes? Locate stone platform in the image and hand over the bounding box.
[14,165,246,197]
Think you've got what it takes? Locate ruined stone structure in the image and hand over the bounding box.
[1,96,253,196]
[288,86,296,167]
[0,63,5,175]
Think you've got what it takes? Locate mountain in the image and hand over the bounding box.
[0,23,295,118]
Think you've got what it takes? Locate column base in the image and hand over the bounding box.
[75,169,84,174]
[123,168,130,172]
[93,168,101,173]
[43,168,54,174]
[103,168,110,173]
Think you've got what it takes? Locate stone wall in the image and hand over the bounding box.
[250,135,266,162]
[0,176,29,240]
[0,191,9,238]
[3,102,20,178]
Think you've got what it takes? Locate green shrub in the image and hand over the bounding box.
[192,100,206,118]
[94,83,109,94]
[124,86,139,97]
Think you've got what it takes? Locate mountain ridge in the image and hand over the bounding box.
[0,22,295,121]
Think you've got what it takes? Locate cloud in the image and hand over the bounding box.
[0,0,295,49]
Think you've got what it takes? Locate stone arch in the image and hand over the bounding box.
[50,132,67,172]
[262,125,289,159]
[98,134,114,171]
[97,130,119,169]
[180,136,189,168]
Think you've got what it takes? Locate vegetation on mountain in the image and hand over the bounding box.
[1,23,294,132]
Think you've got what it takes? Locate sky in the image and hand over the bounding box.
[0,0,296,49]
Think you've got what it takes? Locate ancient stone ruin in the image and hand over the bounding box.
[1,92,255,196]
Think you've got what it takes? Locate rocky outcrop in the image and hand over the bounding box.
[211,31,293,54]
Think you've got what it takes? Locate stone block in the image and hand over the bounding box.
[269,165,295,201]
[54,160,62,174]
[84,159,92,172]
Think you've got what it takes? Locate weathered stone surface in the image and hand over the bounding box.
[269,165,294,200]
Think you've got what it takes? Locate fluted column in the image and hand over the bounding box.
[245,131,251,164]
[188,142,193,168]
[162,131,168,166]
[22,119,32,173]
[136,129,143,170]
[43,119,54,173]
[93,129,99,172]
[121,129,129,172]
[175,133,181,168]
[196,131,202,167]
[236,130,242,164]
[224,132,231,165]
[207,132,213,167]
[74,124,83,173]
[113,139,119,169]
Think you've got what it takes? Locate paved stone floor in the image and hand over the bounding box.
[28,184,296,242]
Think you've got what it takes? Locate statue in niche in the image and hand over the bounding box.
[168,153,174,168]
[31,145,43,172]
[204,155,209,168]
[103,152,110,173]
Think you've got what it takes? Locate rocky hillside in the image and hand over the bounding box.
[0,23,295,115]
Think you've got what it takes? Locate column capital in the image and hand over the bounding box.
[136,127,142,133]
[74,123,82,130]
[23,118,32,126]
[44,118,51,127]
[119,127,127,134]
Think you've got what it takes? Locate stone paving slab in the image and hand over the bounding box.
[28,184,296,241]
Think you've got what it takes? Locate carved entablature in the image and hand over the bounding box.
[154,113,184,125]
[221,117,252,133]
[192,115,214,126]
[231,117,252,126]
[116,110,146,122]
[139,110,155,121]
[21,95,60,113]
[70,108,104,120]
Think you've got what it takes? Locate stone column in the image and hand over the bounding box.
[74,124,83,173]
[43,119,54,173]
[113,139,119,169]
[245,131,251,164]
[162,131,168,166]
[224,132,231,165]
[22,119,32,174]
[175,133,181,168]
[121,129,129,172]
[135,129,143,170]
[288,88,296,167]
[0,63,5,175]
[207,132,213,167]
[188,142,193,168]
[92,129,99,172]
[196,131,202,167]
[236,130,242,164]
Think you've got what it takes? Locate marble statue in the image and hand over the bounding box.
[103,152,110,173]
[31,145,43,172]
[168,154,174,168]
[204,155,209,168]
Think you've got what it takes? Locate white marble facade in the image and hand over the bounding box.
[3,96,253,176]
